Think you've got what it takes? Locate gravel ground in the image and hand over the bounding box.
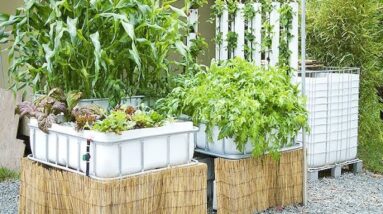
[262,172,383,214]
[0,180,19,214]
[1,172,382,213]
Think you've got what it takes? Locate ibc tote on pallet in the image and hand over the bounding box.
[297,67,360,168]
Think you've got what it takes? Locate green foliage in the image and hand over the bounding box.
[278,3,293,71]
[209,0,294,65]
[307,0,382,66]
[0,0,189,102]
[72,104,106,130]
[226,31,238,54]
[307,0,383,172]
[92,105,167,134]
[227,0,238,17]
[215,32,223,46]
[189,36,208,62]
[187,0,208,9]
[93,110,135,134]
[244,29,255,61]
[210,0,225,22]
[243,2,256,20]
[156,58,309,159]
[243,2,256,61]
[0,168,19,182]
[66,91,83,113]
[15,87,85,132]
[16,88,69,132]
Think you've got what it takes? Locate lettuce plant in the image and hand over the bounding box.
[15,87,168,134]
[92,110,136,134]
[157,58,309,158]
[15,88,80,132]
[92,105,167,134]
[72,104,106,130]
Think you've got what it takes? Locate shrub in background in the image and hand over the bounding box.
[307,0,383,172]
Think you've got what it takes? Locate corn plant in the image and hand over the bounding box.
[0,0,190,103]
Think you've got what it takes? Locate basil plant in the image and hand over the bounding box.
[157,58,309,159]
[0,0,191,102]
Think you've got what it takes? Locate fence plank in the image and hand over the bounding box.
[187,9,198,47]
[270,2,280,66]
[234,4,245,58]
[220,7,229,60]
[216,14,221,60]
[212,1,298,69]
[252,3,262,66]
[289,2,299,71]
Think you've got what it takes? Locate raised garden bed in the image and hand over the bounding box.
[195,124,253,157]
[29,118,197,179]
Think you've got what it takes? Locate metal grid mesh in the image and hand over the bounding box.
[297,67,360,168]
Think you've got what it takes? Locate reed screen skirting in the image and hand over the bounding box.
[19,158,207,214]
[215,148,303,214]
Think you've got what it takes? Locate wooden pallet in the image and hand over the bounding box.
[308,159,363,181]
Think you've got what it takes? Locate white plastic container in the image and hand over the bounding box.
[120,95,145,107]
[298,69,360,168]
[77,98,110,110]
[196,124,253,156]
[29,119,196,179]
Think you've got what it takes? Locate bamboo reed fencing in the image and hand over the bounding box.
[215,148,303,214]
[19,158,207,214]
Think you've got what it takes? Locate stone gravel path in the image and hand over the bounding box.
[1,172,383,213]
[0,180,19,214]
[262,172,383,214]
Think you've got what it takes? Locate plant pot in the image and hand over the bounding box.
[77,98,109,110]
[34,94,110,111]
[196,124,253,156]
[120,95,145,107]
[29,118,197,179]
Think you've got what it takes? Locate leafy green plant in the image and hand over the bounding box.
[0,0,190,102]
[244,29,255,61]
[215,32,223,46]
[243,2,256,20]
[16,88,72,132]
[72,104,106,130]
[226,31,238,55]
[92,105,167,133]
[278,2,294,71]
[307,0,383,172]
[157,58,309,158]
[243,2,256,61]
[15,88,83,132]
[93,110,135,134]
[189,36,208,62]
[210,0,226,22]
[227,0,238,22]
[187,0,208,9]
